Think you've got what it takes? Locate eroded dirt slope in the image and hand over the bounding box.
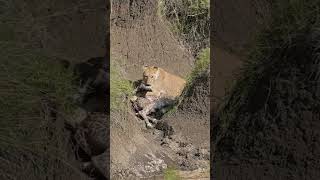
[211,47,243,113]
[111,0,194,81]
[212,1,320,180]
[110,0,209,179]
[158,69,210,174]
[163,69,210,149]
[13,0,107,63]
[213,0,270,56]
[5,1,108,179]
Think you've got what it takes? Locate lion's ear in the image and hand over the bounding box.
[143,65,148,71]
[154,68,160,79]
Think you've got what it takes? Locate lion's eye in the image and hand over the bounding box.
[151,76,154,78]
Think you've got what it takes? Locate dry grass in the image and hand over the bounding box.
[0,44,86,179]
[215,0,320,155]
[0,1,91,179]
[158,0,209,56]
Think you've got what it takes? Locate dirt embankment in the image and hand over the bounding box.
[213,0,270,56]
[111,0,194,81]
[14,0,107,63]
[110,0,209,179]
[211,0,270,178]
[211,0,270,114]
[158,69,210,175]
[211,0,270,127]
[212,1,320,180]
[6,1,109,180]
[163,69,210,149]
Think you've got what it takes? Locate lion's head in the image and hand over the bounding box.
[142,65,160,85]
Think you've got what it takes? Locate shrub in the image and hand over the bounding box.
[159,0,210,55]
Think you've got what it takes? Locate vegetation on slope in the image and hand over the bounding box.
[0,44,83,179]
[0,1,85,179]
[186,48,210,84]
[184,47,210,96]
[166,48,209,114]
[214,0,320,170]
[110,60,133,111]
[164,166,181,180]
[158,0,210,55]
[218,0,320,129]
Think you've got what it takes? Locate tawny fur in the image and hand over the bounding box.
[142,66,186,99]
[131,66,186,128]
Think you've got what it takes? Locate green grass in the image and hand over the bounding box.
[110,61,133,111]
[164,166,181,180]
[183,48,210,99]
[186,48,210,84]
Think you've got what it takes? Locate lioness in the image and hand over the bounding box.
[142,65,186,98]
[131,66,186,128]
